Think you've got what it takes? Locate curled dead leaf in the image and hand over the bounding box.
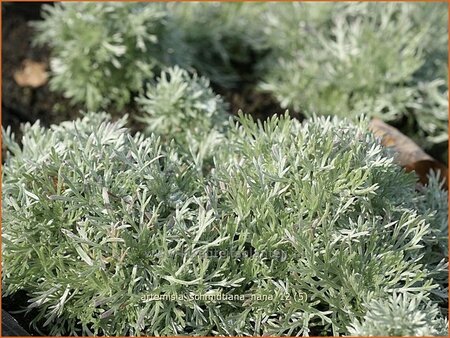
[369,118,447,189]
[13,59,48,88]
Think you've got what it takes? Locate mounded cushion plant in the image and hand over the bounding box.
[260,2,448,146]
[136,66,229,172]
[347,292,448,336]
[211,113,448,335]
[2,112,447,335]
[33,3,189,111]
[2,113,205,335]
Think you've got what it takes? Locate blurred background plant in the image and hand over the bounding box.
[32,2,190,111]
[168,2,269,88]
[29,2,447,152]
[259,2,448,149]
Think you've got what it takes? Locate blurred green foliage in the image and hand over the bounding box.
[260,2,448,146]
[34,2,447,147]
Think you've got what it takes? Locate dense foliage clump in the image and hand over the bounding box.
[347,292,448,336]
[2,113,447,336]
[3,2,448,336]
[33,2,448,146]
[2,113,205,335]
[136,66,228,170]
[33,3,188,110]
[260,2,448,145]
[212,113,448,335]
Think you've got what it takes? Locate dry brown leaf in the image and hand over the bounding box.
[13,59,48,88]
[369,118,447,189]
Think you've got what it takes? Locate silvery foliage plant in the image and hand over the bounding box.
[2,112,447,335]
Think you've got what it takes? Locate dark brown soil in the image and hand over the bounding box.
[2,3,83,136]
